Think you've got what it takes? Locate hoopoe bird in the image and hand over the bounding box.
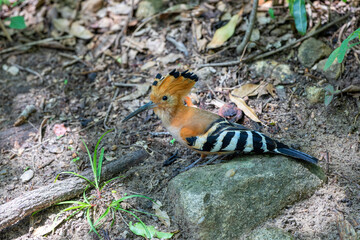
[122,70,318,166]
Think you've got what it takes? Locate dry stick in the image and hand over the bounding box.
[13,64,43,83]
[0,149,149,232]
[198,13,351,68]
[236,0,259,55]
[0,19,12,42]
[0,35,72,55]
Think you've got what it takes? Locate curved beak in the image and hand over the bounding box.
[122,101,157,122]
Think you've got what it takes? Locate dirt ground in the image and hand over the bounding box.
[0,1,359,240]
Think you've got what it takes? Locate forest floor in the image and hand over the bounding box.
[0,0,359,239]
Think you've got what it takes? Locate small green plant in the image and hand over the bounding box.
[324,27,360,70]
[324,84,341,107]
[1,0,27,30]
[268,8,275,19]
[54,130,171,239]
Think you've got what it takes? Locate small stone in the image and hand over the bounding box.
[306,86,325,103]
[20,169,34,183]
[225,169,236,177]
[69,139,74,144]
[250,29,260,41]
[298,38,332,68]
[316,58,343,81]
[0,168,8,175]
[7,65,20,76]
[111,145,117,151]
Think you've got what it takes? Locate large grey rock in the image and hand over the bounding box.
[316,58,343,81]
[298,38,332,68]
[248,227,294,240]
[168,155,325,240]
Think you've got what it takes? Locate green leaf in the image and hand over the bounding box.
[292,0,307,35]
[337,39,349,63]
[345,27,360,41]
[268,8,275,19]
[324,93,334,107]
[324,47,340,70]
[288,0,295,15]
[324,84,334,93]
[129,222,174,239]
[9,16,26,29]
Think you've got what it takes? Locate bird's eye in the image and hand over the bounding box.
[162,96,168,101]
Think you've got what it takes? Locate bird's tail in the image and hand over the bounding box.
[274,147,318,165]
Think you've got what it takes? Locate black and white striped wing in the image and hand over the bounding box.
[185,119,278,154]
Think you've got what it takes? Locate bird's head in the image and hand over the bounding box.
[122,69,198,122]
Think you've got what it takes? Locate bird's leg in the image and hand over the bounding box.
[183,154,207,171]
[199,154,225,166]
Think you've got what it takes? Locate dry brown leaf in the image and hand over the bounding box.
[266,83,277,98]
[229,94,261,123]
[342,85,360,93]
[207,8,244,49]
[70,21,94,39]
[232,83,260,98]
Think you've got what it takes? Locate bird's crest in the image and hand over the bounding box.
[151,69,198,98]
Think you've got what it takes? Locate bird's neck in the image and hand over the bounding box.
[154,103,189,128]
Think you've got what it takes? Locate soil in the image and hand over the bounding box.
[0,4,359,240]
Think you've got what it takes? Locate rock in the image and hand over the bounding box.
[306,86,325,103]
[248,227,294,240]
[168,156,324,239]
[316,58,343,81]
[20,169,34,183]
[250,29,260,41]
[3,64,19,76]
[298,38,332,68]
[250,60,295,84]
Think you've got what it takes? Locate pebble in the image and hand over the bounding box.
[20,169,34,183]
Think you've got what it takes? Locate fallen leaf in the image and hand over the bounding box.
[158,53,183,64]
[153,200,171,227]
[232,83,260,98]
[342,85,360,93]
[229,93,261,123]
[141,61,156,71]
[70,21,94,39]
[207,8,244,49]
[93,33,116,57]
[52,18,70,32]
[266,83,277,98]
[119,83,151,101]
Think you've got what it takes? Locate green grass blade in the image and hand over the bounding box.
[97,147,105,182]
[120,209,151,238]
[345,27,360,41]
[94,206,111,227]
[86,208,102,239]
[110,195,155,207]
[55,171,96,188]
[101,176,124,190]
[93,129,113,171]
[324,47,340,70]
[81,139,98,189]
[57,200,90,206]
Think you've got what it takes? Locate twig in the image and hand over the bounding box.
[0,19,12,42]
[0,35,72,54]
[236,0,258,55]
[245,13,351,62]
[13,64,43,83]
[198,13,351,68]
[113,82,138,87]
